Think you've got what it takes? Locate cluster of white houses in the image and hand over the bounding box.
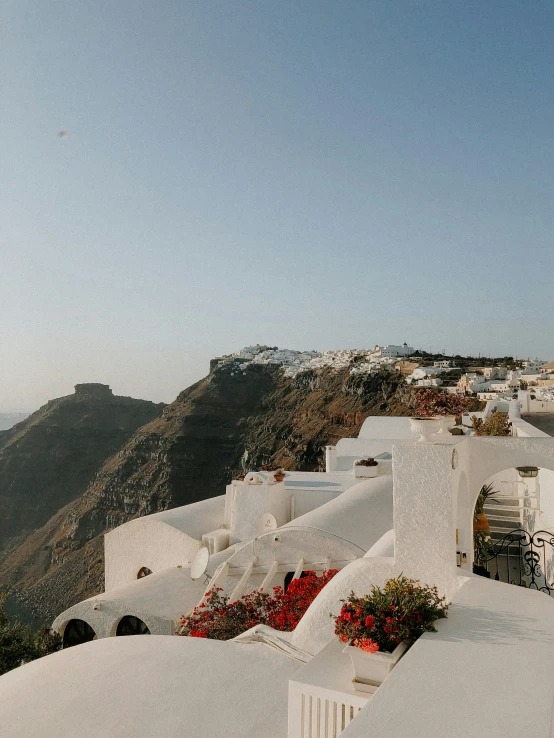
[215,346,554,403]
[1,391,554,736]
[214,343,415,378]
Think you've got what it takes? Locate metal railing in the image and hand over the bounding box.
[475,529,554,595]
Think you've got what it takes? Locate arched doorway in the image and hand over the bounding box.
[137,567,152,579]
[470,465,554,593]
[116,616,151,636]
[63,619,97,648]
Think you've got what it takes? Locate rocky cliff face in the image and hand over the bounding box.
[0,367,416,621]
[0,384,165,549]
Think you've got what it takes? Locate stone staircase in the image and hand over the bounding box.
[482,497,522,583]
[484,498,521,542]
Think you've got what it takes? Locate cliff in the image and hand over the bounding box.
[0,367,416,621]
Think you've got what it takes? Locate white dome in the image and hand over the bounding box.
[0,636,299,738]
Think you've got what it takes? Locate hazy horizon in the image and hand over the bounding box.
[2,1,553,412]
[1,341,549,414]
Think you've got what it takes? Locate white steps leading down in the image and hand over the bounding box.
[481,498,522,583]
[483,498,521,541]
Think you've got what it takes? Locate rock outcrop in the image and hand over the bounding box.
[0,385,165,549]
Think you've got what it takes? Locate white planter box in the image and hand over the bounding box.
[353,464,378,478]
[343,641,408,686]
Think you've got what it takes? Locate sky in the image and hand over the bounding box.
[1,1,553,411]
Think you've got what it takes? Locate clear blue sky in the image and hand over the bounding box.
[1,1,553,411]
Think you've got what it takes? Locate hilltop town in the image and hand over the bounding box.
[213,343,554,402]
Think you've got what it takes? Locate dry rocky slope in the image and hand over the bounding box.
[0,384,165,551]
[1,365,416,621]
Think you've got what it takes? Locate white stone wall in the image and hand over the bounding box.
[105,520,202,591]
[229,481,291,543]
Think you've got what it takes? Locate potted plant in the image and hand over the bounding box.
[473,530,494,569]
[333,576,448,688]
[273,469,286,483]
[411,390,476,439]
[354,458,379,478]
[473,483,499,533]
[409,417,440,442]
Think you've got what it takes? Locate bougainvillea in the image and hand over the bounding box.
[333,576,448,654]
[177,570,338,640]
[414,389,476,418]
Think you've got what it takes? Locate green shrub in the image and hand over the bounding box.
[0,593,62,675]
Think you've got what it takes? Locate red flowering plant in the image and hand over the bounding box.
[414,389,476,419]
[177,570,338,640]
[333,576,448,654]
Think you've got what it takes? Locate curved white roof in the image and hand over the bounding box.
[54,568,208,633]
[358,416,414,439]
[284,477,393,551]
[364,528,395,558]
[0,636,299,738]
[143,495,226,537]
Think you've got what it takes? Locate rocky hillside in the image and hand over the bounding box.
[0,384,165,550]
[0,413,31,432]
[0,366,416,621]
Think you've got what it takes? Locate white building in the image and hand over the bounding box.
[406,366,452,384]
[482,366,508,380]
[2,409,554,738]
[369,343,414,359]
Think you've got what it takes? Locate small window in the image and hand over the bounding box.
[63,619,97,648]
[137,567,152,579]
[116,616,151,636]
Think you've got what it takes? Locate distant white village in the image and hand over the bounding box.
[215,343,554,403]
[215,342,415,376]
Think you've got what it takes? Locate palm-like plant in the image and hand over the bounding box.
[474,482,499,518]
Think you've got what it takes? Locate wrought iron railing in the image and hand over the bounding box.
[474,529,554,595]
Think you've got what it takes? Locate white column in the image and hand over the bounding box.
[325,445,337,472]
[393,443,458,599]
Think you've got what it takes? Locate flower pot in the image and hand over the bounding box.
[473,513,490,533]
[409,417,440,442]
[273,473,285,483]
[437,415,456,435]
[343,641,408,686]
[354,464,378,478]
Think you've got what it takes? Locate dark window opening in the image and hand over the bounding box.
[284,570,310,591]
[63,619,97,648]
[116,616,151,636]
[137,567,152,579]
